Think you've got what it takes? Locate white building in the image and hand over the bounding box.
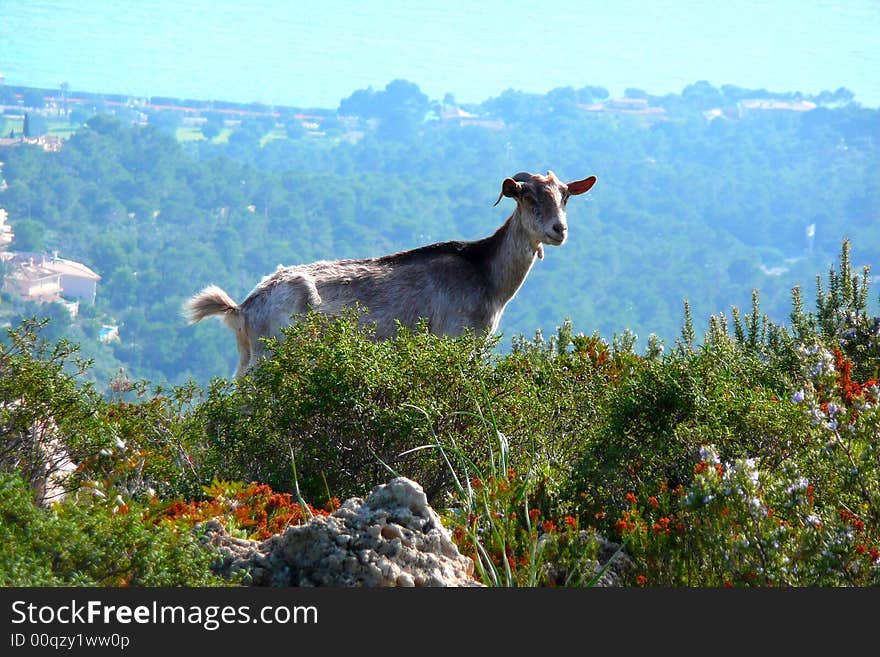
[42,254,101,304]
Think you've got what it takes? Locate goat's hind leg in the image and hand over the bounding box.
[247,273,323,373]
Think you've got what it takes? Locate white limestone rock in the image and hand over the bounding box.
[204,477,482,587]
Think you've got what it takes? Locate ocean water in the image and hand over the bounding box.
[1,0,879,108]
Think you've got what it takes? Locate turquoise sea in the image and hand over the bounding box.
[1,0,879,108]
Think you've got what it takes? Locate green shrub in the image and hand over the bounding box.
[2,239,879,587]
[0,471,227,586]
[190,311,609,503]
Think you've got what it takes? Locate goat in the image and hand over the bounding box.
[184,170,597,377]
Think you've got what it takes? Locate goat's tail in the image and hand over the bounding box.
[184,285,240,325]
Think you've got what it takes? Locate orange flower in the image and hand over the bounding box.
[543,520,557,533]
[636,575,647,586]
[647,496,659,509]
[625,492,638,504]
[855,544,867,555]
[594,511,606,520]
[564,516,578,529]
[528,508,541,521]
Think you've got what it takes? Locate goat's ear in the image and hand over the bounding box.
[494,178,522,206]
[567,175,597,196]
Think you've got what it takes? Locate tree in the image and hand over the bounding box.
[69,107,93,126]
[11,219,45,251]
[22,113,48,137]
[60,81,70,116]
[201,114,224,140]
[339,87,377,117]
[682,81,724,109]
[149,111,182,132]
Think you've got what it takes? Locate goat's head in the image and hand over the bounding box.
[494,170,597,258]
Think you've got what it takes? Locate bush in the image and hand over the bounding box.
[2,239,879,587]
[0,471,227,586]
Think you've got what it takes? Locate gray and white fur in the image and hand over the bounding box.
[184,170,597,377]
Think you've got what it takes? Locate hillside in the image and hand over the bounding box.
[0,79,877,388]
[2,242,879,587]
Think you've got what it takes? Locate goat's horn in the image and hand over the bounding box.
[493,191,504,207]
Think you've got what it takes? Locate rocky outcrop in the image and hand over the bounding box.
[203,477,482,587]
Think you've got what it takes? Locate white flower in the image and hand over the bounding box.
[699,445,720,464]
[785,477,809,494]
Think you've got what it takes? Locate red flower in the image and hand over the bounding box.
[543,520,557,533]
[528,508,541,521]
[625,492,638,505]
[636,575,647,586]
[647,496,659,509]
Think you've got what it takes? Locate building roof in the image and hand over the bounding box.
[44,257,101,280]
[9,263,60,283]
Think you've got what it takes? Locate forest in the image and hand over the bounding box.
[0,79,877,388]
